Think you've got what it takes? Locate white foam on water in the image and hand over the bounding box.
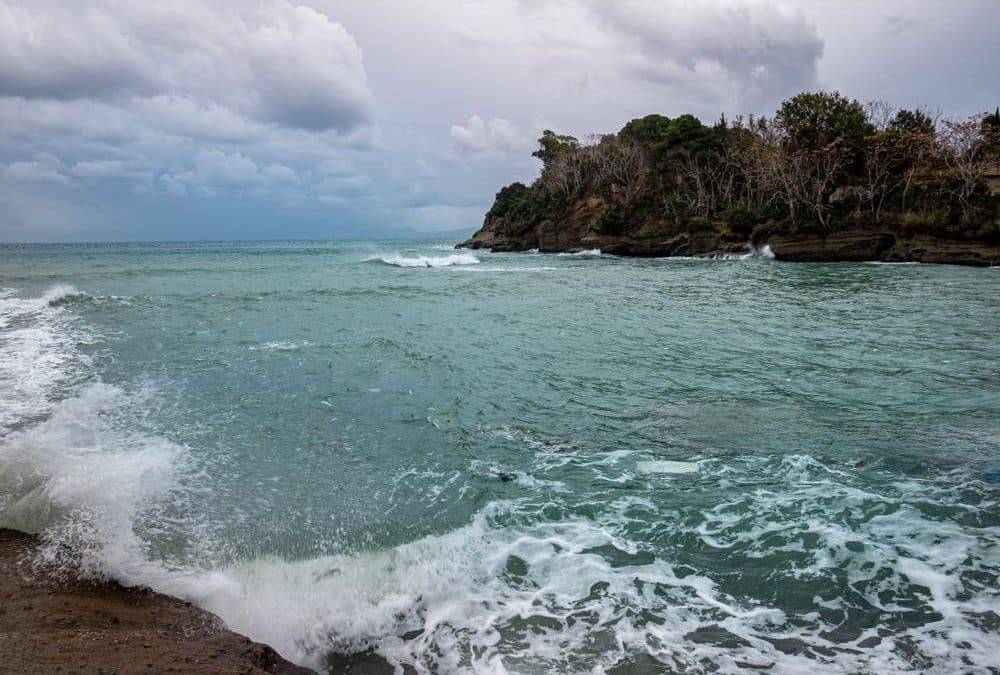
[368,253,481,268]
[656,244,775,261]
[4,401,999,674]
[0,286,94,432]
[172,505,789,673]
[447,266,559,273]
[557,249,604,257]
[637,460,699,474]
[247,340,314,352]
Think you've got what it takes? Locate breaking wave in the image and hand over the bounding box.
[2,284,999,675]
[557,248,606,257]
[366,253,481,267]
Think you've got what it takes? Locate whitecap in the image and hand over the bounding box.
[637,460,700,474]
[557,248,604,257]
[247,340,313,352]
[367,253,480,267]
[0,285,95,431]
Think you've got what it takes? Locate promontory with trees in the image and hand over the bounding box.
[459,91,1000,265]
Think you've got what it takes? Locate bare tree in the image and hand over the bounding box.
[938,114,990,221]
[587,135,645,192]
[865,100,896,132]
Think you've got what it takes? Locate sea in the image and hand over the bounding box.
[0,240,998,674]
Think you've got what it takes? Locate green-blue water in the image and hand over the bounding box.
[1,241,998,674]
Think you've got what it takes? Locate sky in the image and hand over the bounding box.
[1,0,997,242]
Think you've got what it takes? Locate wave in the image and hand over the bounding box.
[0,286,95,432]
[658,244,776,261]
[447,266,560,273]
[4,389,1000,673]
[557,248,605,257]
[366,253,480,268]
[0,383,188,581]
[247,340,314,352]
[2,287,998,674]
[140,454,1000,673]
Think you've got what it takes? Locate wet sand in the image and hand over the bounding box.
[0,528,313,675]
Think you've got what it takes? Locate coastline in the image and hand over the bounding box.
[458,228,1000,266]
[0,528,313,675]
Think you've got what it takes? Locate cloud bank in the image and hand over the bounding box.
[0,0,996,241]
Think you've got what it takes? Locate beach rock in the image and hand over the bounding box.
[0,528,314,675]
[882,235,1000,266]
[767,230,896,262]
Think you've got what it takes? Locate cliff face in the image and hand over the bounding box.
[769,231,1000,265]
[460,194,1000,266]
[460,193,750,257]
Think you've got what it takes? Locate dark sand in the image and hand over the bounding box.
[0,528,314,675]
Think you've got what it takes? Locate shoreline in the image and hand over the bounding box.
[459,228,1000,267]
[0,528,314,675]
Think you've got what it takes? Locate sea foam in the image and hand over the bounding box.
[0,286,94,431]
[367,253,480,267]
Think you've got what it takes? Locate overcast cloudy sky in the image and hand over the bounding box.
[1,0,997,242]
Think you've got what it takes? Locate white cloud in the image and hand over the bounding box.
[450,115,526,156]
[2,153,70,185]
[0,0,375,134]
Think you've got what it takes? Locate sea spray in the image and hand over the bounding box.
[0,383,189,582]
[366,253,480,267]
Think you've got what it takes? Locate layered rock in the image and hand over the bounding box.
[460,197,1000,266]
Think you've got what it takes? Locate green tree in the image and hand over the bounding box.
[890,108,936,136]
[532,130,580,165]
[983,107,1000,133]
[618,114,673,148]
[776,91,873,153]
[983,108,1000,154]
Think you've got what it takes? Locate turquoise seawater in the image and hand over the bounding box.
[1,241,999,674]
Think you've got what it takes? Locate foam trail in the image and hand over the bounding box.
[368,253,480,267]
[0,286,93,431]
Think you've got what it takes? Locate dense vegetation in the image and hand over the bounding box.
[482,93,1000,245]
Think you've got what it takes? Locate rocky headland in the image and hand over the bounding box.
[460,94,1000,266]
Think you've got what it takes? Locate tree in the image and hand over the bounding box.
[776,91,873,156]
[532,130,580,165]
[938,114,992,222]
[587,135,645,191]
[982,108,1000,155]
[890,108,936,136]
[618,114,673,148]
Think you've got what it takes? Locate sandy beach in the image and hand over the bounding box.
[0,528,313,675]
